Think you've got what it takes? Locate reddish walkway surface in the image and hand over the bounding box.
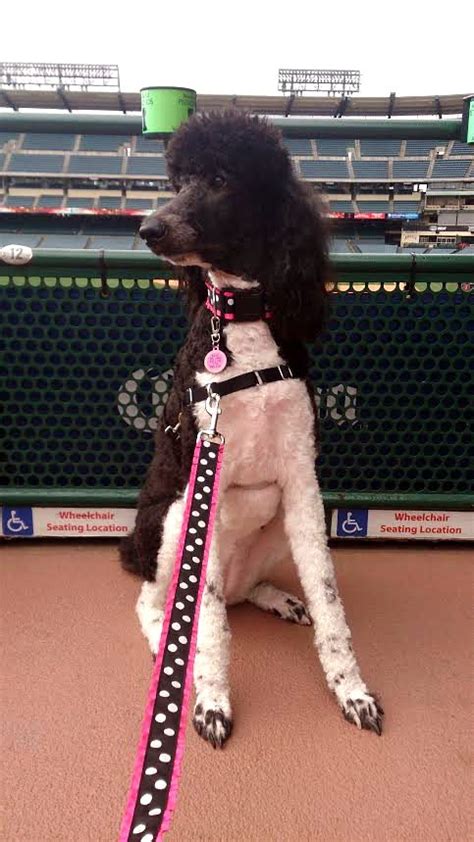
[2,541,472,841]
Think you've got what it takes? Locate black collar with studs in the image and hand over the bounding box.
[205,280,272,322]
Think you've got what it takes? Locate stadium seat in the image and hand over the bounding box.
[97,196,123,209]
[79,135,130,152]
[65,197,96,208]
[392,161,430,179]
[405,140,443,156]
[328,200,353,212]
[23,133,76,151]
[392,201,420,213]
[329,238,350,253]
[41,234,89,248]
[0,132,19,148]
[316,139,355,157]
[283,138,313,156]
[37,195,64,208]
[134,137,165,154]
[352,161,388,179]
[87,235,136,250]
[449,141,473,156]
[357,243,398,253]
[0,233,42,247]
[126,156,167,176]
[8,154,65,174]
[300,160,349,179]
[432,160,471,178]
[124,198,154,210]
[360,139,401,156]
[68,155,124,175]
[356,201,390,212]
[3,195,36,208]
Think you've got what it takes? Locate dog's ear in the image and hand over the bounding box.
[177,267,207,320]
[265,183,329,343]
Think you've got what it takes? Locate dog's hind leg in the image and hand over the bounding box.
[193,524,233,749]
[247,581,312,625]
[136,494,186,655]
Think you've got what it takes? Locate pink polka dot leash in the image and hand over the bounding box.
[119,390,225,841]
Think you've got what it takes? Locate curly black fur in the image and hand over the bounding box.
[120,110,329,581]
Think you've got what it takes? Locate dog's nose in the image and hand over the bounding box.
[139,218,168,242]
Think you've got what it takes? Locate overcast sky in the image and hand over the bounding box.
[2,0,471,98]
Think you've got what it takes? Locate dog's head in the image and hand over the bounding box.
[140,110,329,341]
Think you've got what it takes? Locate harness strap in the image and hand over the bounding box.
[184,364,297,407]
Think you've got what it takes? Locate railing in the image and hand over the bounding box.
[1,251,473,511]
[0,112,465,140]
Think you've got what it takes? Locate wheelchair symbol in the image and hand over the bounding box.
[3,507,34,537]
[341,512,364,535]
[6,510,30,533]
[336,509,368,538]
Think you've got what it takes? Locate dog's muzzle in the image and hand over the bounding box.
[139,218,168,247]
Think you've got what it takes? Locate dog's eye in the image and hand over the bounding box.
[213,175,226,189]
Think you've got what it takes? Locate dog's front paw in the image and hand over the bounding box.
[340,691,384,735]
[193,702,233,749]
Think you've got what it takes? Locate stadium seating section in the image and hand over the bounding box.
[0,129,471,251]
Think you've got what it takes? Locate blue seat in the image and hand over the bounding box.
[360,139,401,156]
[405,140,442,156]
[284,138,313,156]
[135,137,165,154]
[4,195,36,207]
[41,234,89,248]
[316,139,355,157]
[97,196,122,209]
[65,197,96,208]
[37,195,64,208]
[300,160,349,179]
[126,156,167,176]
[68,155,123,175]
[352,161,388,179]
[393,161,430,179]
[9,154,65,173]
[432,160,471,178]
[450,141,473,156]
[79,135,130,152]
[23,133,76,151]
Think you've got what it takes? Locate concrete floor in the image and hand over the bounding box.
[1,540,473,841]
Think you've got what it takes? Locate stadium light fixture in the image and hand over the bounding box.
[278,69,361,97]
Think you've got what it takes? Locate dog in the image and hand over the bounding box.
[120,110,383,747]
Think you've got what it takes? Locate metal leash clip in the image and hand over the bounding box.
[198,385,225,444]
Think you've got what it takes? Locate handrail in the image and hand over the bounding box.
[1,249,473,274]
[0,487,471,510]
[0,112,464,140]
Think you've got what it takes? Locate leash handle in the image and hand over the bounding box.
[119,429,225,841]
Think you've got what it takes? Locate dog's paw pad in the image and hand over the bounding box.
[341,692,384,735]
[283,597,312,625]
[193,703,233,749]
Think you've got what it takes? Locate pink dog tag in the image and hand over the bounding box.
[204,349,227,373]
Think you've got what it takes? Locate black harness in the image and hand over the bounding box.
[184,363,298,407]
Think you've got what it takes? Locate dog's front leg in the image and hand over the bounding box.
[281,453,383,735]
[192,523,233,749]
[136,495,186,655]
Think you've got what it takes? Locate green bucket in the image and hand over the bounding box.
[140,87,197,137]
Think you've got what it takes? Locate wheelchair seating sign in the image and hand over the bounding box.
[332,508,473,540]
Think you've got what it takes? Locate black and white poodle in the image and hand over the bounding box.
[120,110,383,746]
